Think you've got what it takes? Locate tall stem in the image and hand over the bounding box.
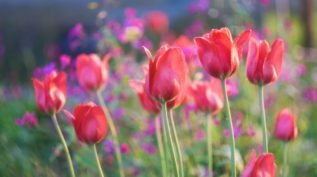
[161,102,180,177]
[283,142,288,177]
[221,79,236,177]
[167,109,184,177]
[93,144,106,177]
[259,84,268,153]
[155,116,167,177]
[51,113,76,177]
[207,113,213,177]
[96,91,125,177]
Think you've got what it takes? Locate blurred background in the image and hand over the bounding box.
[0,0,316,176]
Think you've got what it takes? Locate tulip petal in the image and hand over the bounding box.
[233,29,252,59]
[128,80,144,94]
[32,78,46,113]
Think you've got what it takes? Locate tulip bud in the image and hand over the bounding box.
[64,102,108,144]
[241,150,277,177]
[32,71,67,114]
[146,11,169,34]
[274,108,297,141]
[76,53,111,91]
[194,28,252,79]
[246,37,284,85]
[144,45,188,103]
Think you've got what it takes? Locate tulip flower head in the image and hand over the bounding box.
[144,45,188,103]
[32,71,67,114]
[190,78,223,114]
[246,37,284,85]
[274,108,297,142]
[194,28,252,79]
[76,53,111,91]
[64,102,108,144]
[146,10,169,34]
[241,150,277,177]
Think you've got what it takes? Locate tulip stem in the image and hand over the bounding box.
[161,102,180,177]
[259,84,268,153]
[283,142,288,177]
[167,109,184,177]
[96,91,125,177]
[51,113,76,177]
[93,144,106,177]
[220,79,236,177]
[207,113,213,177]
[155,116,167,177]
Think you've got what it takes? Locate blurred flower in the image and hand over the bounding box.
[195,127,205,141]
[32,71,67,114]
[296,64,307,76]
[104,139,115,153]
[190,78,223,114]
[142,143,156,154]
[144,45,188,104]
[64,102,108,144]
[257,0,270,7]
[76,53,111,91]
[226,79,239,98]
[146,10,169,34]
[304,88,317,102]
[188,0,210,13]
[60,54,71,69]
[246,125,256,137]
[68,23,85,39]
[195,28,252,79]
[120,143,130,154]
[274,108,297,141]
[15,112,38,127]
[106,154,114,165]
[241,150,276,177]
[113,107,125,120]
[246,37,284,85]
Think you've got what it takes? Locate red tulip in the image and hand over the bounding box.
[246,37,284,85]
[190,78,223,114]
[76,53,111,91]
[194,28,252,79]
[146,11,169,34]
[64,102,108,144]
[241,150,277,177]
[129,79,161,114]
[144,45,188,103]
[32,71,67,114]
[274,108,297,141]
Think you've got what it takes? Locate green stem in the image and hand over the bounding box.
[283,143,288,177]
[259,84,268,153]
[207,113,213,177]
[161,102,180,177]
[155,116,167,177]
[96,91,125,177]
[167,109,184,177]
[51,113,76,177]
[221,79,236,177]
[93,144,106,177]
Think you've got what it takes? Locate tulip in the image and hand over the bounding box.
[76,53,111,91]
[32,71,67,114]
[194,28,252,79]
[274,108,297,141]
[144,45,188,177]
[246,37,284,86]
[241,150,277,177]
[190,78,223,114]
[144,45,188,103]
[64,102,108,144]
[129,79,161,114]
[146,11,169,34]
